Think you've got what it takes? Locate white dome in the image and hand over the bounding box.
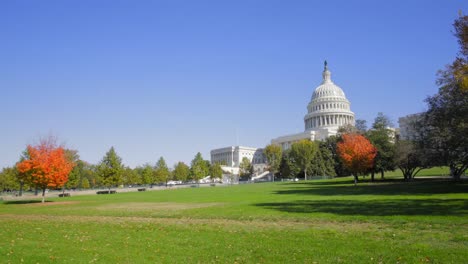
[312,82,346,100]
[311,64,346,100]
[304,62,355,132]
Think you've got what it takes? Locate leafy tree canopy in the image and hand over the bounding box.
[289,140,318,180]
[264,144,282,176]
[173,162,190,182]
[337,133,377,184]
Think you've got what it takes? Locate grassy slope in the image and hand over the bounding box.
[1,178,467,263]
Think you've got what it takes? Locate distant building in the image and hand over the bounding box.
[398,113,424,140]
[271,62,355,149]
[210,146,266,175]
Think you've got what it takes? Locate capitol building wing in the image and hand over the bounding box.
[272,62,355,149]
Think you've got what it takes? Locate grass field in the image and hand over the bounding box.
[1,177,467,263]
[384,167,452,178]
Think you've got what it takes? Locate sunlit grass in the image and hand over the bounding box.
[1,177,467,263]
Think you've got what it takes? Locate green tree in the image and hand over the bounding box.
[420,15,468,180]
[239,157,252,180]
[96,147,124,191]
[355,119,368,134]
[63,149,80,190]
[367,112,396,181]
[155,157,171,186]
[290,140,318,180]
[135,164,154,186]
[190,152,209,185]
[81,178,90,189]
[438,13,468,91]
[0,167,20,192]
[264,144,282,181]
[210,162,223,182]
[173,162,190,182]
[324,136,350,177]
[16,149,35,196]
[87,164,99,188]
[122,167,140,186]
[309,141,336,177]
[394,140,429,180]
[279,150,300,179]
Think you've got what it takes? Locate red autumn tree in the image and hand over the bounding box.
[16,138,75,202]
[337,133,377,185]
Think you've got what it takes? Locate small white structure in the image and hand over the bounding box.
[272,61,355,149]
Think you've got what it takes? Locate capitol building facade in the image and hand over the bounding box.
[271,62,355,149]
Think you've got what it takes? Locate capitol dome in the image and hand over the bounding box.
[304,62,355,133]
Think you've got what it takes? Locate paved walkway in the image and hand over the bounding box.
[1,183,227,201]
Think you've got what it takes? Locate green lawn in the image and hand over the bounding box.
[1,178,467,263]
[384,167,452,178]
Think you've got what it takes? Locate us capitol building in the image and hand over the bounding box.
[211,62,355,176]
[271,61,355,149]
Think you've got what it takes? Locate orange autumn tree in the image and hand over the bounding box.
[16,138,75,203]
[337,133,377,185]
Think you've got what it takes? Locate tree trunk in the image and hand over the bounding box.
[371,171,375,182]
[35,186,39,196]
[380,169,385,179]
[450,164,465,181]
[353,175,358,186]
[41,188,46,203]
[304,170,307,181]
[19,181,24,197]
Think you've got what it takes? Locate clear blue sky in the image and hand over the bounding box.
[1,0,466,169]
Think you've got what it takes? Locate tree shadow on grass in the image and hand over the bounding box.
[3,200,50,205]
[275,180,468,196]
[255,199,468,216]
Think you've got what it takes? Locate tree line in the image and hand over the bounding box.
[0,142,224,201]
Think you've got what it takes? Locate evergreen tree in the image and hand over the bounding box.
[190,152,209,185]
[155,157,171,186]
[310,142,336,177]
[367,112,396,180]
[96,147,124,190]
